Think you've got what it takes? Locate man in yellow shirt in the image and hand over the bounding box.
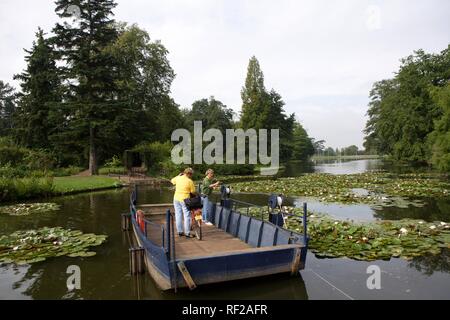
[171,167,196,238]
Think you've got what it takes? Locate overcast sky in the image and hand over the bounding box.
[0,0,449,149]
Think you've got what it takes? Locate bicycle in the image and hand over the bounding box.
[190,208,203,240]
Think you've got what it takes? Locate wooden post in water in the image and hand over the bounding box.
[121,213,131,231]
[129,247,145,275]
[303,203,308,244]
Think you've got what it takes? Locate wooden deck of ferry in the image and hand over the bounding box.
[128,199,309,291]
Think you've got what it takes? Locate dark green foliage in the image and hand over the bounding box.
[51,0,120,174]
[14,28,61,149]
[0,81,16,136]
[291,122,315,160]
[185,97,234,133]
[0,177,54,202]
[0,137,55,172]
[428,84,450,172]
[0,146,27,166]
[364,46,450,170]
[132,141,173,173]
[102,24,176,150]
[240,56,312,163]
[342,145,359,156]
[1,4,317,175]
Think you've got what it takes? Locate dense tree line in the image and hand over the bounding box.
[0,0,315,175]
[364,46,450,172]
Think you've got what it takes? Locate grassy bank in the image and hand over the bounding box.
[0,176,123,203]
[53,176,122,194]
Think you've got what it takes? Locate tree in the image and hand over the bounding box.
[156,96,186,142]
[428,84,450,172]
[102,24,177,156]
[186,96,234,133]
[312,139,325,155]
[291,121,314,160]
[240,56,267,129]
[324,147,336,157]
[14,28,61,149]
[52,0,120,174]
[0,81,16,136]
[342,145,359,156]
[240,56,296,162]
[364,46,450,165]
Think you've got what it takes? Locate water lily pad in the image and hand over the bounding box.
[0,203,60,216]
[0,227,107,265]
[232,172,449,207]
[246,206,449,262]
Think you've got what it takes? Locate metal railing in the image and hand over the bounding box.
[225,197,308,244]
[227,198,268,221]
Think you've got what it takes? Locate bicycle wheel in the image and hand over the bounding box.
[194,221,202,240]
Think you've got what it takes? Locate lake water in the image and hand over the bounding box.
[0,159,449,300]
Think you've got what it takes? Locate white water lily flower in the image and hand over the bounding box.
[429,225,436,230]
[362,237,368,241]
[400,228,408,234]
[418,221,424,224]
[348,235,353,240]
[334,222,339,225]
[440,222,446,226]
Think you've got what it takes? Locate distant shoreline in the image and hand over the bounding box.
[311,155,381,161]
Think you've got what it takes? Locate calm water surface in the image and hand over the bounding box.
[0,159,449,299]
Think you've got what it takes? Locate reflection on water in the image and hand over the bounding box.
[408,249,450,276]
[281,158,384,176]
[314,159,383,175]
[0,159,449,300]
[281,158,436,176]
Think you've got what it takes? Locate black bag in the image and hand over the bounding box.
[184,195,203,209]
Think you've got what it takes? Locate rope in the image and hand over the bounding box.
[306,268,355,300]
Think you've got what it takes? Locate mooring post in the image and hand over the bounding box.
[166,210,171,255]
[303,202,308,244]
[121,213,131,231]
[133,184,138,205]
[129,247,145,275]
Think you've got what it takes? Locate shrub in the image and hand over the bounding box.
[0,177,54,202]
[99,166,126,175]
[51,166,83,177]
[133,141,172,173]
[0,146,27,166]
[0,164,25,178]
[160,160,185,178]
[99,156,125,175]
[24,149,56,171]
[104,155,123,168]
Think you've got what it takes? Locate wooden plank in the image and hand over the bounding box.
[145,214,304,259]
[177,261,197,290]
